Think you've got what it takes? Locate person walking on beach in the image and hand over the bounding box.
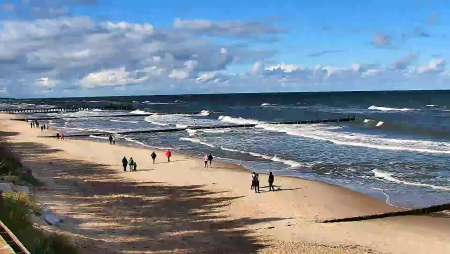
[254,173,260,193]
[165,150,172,162]
[60,132,64,140]
[109,135,113,145]
[56,133,60,139]
[204,154,209,168]
[129,157,135,171]
[122,157,128,172]
[133,161,137,171]
[268,172,275,191]
[151,151,157,164]
[207,153,213,167]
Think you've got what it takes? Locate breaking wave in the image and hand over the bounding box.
[180,137,215,147]
[372,169,450,191]
[219,146,304,168]
[368,105,415,112]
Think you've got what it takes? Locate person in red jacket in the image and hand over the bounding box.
[165,150,172,162]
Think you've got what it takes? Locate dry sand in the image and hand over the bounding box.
[0,114,449,254]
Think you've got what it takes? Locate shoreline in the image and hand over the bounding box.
[83,133,401,208]
[1,113,449,253]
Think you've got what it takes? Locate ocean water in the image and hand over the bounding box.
[2,90,450,208]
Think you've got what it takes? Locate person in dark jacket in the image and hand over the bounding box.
[268,172,275,191]
[122,157,128,172]
[151,151,157,164]
[254,173,260,193]
[207,153,213,167]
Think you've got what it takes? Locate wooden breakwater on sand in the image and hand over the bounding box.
[318,202,450,223]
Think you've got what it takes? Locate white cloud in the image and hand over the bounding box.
[173,18,281,38]
[196,71,229,84]
[265,63,303,73]
[80,67,148,88]
[416,58,446,74]
[36,77,58,89]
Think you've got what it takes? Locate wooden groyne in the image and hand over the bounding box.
[0,107,88,114]
[42,117,356,138]
[14,113,154,121]
[318,202,450,223]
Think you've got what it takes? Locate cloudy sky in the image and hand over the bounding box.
[0,0,450,98]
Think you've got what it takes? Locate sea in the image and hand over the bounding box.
[1,90,449,208]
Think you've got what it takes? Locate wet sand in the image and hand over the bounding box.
[1,113,449,254]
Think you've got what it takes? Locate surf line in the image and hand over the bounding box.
[40,117,357,138]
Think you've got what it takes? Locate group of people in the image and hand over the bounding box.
[56,132,65,140]
[30,120,48,131]
[203,153,214,168]
[122,156,138,171]
[121,150,173,171]
[251,171,275,193]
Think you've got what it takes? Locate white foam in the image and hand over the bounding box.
[186,129,197,136]
[372,169,450,191]
[426,104,437,107]
[110,119,139,124]
[271,155,303,168]
[142,101,175,105]
[144,115,169,126]
[176,124,188,128]
[375,121,384,127]
[368,105,415,112]
[130,109,151,114]
[257,123,450,155]
[219,146,304,168]
[180,137,215,147]
[261,103,277,107]
[89,135,109,140]
[363,119,372,123]
[197,110,210,116]
[218,115,262,125]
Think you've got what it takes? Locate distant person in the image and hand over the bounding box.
[60,132,64,140]
[109,135,113,145]
[253,173,260,193]
[204,154,209,168]
[207,153,213,167]
[30,122,33,128]
[56,133,60,139]
[251,172,256,190]
[122,157,128,172]
[165,150,172,162]
[268,172,275,191]
[133,161,137,171]
[151,151,157,164]
[129,157,135,171]
[112,136,116,144]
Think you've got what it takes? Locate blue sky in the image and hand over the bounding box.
[0,0,449,97]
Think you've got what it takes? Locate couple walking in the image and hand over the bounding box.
[203,153,214,168]
[149,150,173,164]
[251,172,275,193]
[122,156,137,171]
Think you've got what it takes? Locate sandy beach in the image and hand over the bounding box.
[0,113,449,254]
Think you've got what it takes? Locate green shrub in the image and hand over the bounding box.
[0,192,78,254]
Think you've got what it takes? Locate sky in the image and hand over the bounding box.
[0,0,450,98]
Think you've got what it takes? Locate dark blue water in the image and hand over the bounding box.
[2,90,450,208]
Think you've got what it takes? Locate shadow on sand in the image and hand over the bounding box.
[1,132,288,254]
